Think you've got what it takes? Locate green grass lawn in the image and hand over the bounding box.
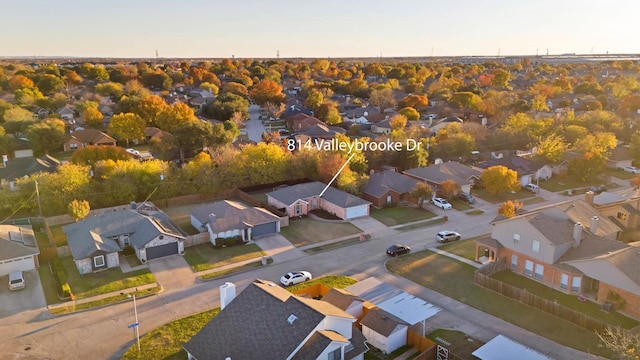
[121,308,222,360]
[183,243,266,272]
[386,250,613,358]
[61,256,156,299]
[606,168,635,180]
[120,276,357,359]
[493,271,639,329]
[160,203,208,235]
[427,329,484,359]
[436,238,479,261]
[539,175,604,192]
[38,264,62,305]
[466,209,484,215]
[303,237,361,253]
[472,188,533,204]
[450,199,473,211]
[49,224,71,247]
[279,217,362,247]
[370,206,436,226]
[49,287,161,315]
[521,196,546,206]
[395,217,447,231]
[199,259,268,280]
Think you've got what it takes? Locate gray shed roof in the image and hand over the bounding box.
[363,170,418,198]
[472,334,553,360]
[267,181,370,208]
[0,225,39,261]
[191,200,280,233]
[360,308,407,336]
[184,279,355,360]
[63,208,185,258]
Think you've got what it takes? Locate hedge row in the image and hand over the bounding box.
[52,257,73,299]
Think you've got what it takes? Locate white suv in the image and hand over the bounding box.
[620,166,640,174]
[523,184,539,193]
[8,271,25,291]
[432,197,452,210]
[437,230,461,243]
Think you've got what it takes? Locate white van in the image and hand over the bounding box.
[8,271,25,290]
[523,183,540,193]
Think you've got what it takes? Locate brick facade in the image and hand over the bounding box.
[597,283,640,319]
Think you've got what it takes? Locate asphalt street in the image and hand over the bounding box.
[0,182,630,359]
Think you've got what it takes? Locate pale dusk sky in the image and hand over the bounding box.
[1,0,637,58]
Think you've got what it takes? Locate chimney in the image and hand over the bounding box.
[573,222,582,246]
[220,282,236,310]
[208,213,217,223]
[584,191,595,205]
[590,216,599,234]
[130,201,137,209]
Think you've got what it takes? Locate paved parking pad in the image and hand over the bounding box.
[0,270,46,317]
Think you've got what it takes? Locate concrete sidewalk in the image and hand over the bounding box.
[428,247,481,268]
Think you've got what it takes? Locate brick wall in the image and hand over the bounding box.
[597,283,640,319]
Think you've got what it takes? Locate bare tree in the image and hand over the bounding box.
[596,326,639,360]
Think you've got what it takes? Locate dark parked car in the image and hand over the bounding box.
[386,244,411,257]
[457,192,475,204]
[588,184,607,194]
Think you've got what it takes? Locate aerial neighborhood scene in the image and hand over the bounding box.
[2,1,640,359]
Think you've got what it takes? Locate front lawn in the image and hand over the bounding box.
[386,250,612,358]
[61,256,156,299]
[493,271,639,329]
[279,217,362,247]
[606,168,635,180]
[370,206,435,226]
[161,203,207,235]
[121,308,220,360]
[539,174,603,192]
[183,243,266,272]
[450,199,473,211]
[287,275,357,292]
[436,238,478,261]
[472,188,533,204]
[38,264,62,305]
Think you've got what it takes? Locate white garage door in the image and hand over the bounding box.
[345,205,369,219]
[0,256,35,276]
[520,175,532,186]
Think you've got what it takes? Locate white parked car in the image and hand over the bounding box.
[436,230,461,243]
[432,197,452,210]
[523,183,540,193]
[280,271,312,287]
[620,166,640,174]
[8,271,25,291]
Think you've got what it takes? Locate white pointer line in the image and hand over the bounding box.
[319,152,356,198]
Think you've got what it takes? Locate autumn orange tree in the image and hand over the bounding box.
[480,165,520,195]
[411,182,433,207]
[82,108,104,128]
[498,200,523,218]
[398,94,428,109]
[108,113,145,146]
[439,179,461,200]
[250,79,285,106]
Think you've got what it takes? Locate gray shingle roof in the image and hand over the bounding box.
[184,279,350,360]
[404,161,480,185]
[322,288,363,311]
[363,170,418,198]
[63,208,185,259]
[0,225,39,261]
[0,155,60,182]
[191,200,280,233]
[360,308,407,337]
[267,182,370,208]
[291,330,347,360]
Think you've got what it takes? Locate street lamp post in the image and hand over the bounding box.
[122,293,140,352]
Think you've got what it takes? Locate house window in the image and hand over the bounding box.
[571,277,582,292]
[534,264,544,280]
[617,212,627,220]
[386,195,392,204]
[328,348,341,360]
[94,255,105,268]
[524,260,534,276]
[513,233,520,244]
[511,254,518,270]
[70,143,78,150]
[532,240,540,253]
[560,274,569,290]
[295,204,302,215]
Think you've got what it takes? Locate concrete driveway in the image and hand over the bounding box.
[146,255,196,293]
[0,269,46,318]
[254,234,305,263]
[245,104,266,142]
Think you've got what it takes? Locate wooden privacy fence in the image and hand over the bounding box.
[474,271,612,332]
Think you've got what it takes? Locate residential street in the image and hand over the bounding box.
[244,104,266,143]
[0,187,625,359]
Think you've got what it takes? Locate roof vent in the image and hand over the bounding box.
[287,314,298,324]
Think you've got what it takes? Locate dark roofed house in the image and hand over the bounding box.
[0,154,60,191]
[606,146,633,169]
[190,200,281,245]
[63,129,117,152]
[362,170,419,208]
[297,123,346,140]
[267,181,370,220]
[404,161,480,195]
[63,203,186,273]
[183,279,368,360]
[360,308,408,355]
[144,127,173,143]
[474,156,553,186]
[285,114,326,131]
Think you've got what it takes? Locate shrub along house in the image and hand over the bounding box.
[476,200,640,319]
[63,202,186,273]
[190,200,282,245]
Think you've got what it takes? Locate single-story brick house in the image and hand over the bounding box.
[362,170,418,208]
[404,161,480,195]
[266,182,371,220]
[190,200,282,244]
[63,129,117,152]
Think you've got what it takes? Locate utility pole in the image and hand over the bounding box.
[35,180,42,218]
